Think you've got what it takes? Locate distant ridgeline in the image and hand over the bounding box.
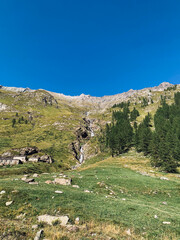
[101,92,180,173]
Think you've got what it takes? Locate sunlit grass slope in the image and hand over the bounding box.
[0,151,179,239]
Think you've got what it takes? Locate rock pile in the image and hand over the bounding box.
[0,147,52,166]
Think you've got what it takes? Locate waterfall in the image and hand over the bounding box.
[89,119,95,137]
[79,146,84,164]
[90,127,95,137]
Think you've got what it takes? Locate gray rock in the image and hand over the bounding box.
[33,173,39,178]
[34,229,44,240]
[29,182,38,185]
[160,177,169,181]
[6,201,13,206]
[28,157,39,163]
[13,156,27,162]
[55,190,63,194]
[32,224,38,230]
[38,215,69,226]
[53,178,71,185]
[24,178,35,183]
[0,190,6,195]
[45,180,52,184]
[84,190,90,193]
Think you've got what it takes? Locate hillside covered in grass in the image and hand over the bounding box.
[0,83,180,239]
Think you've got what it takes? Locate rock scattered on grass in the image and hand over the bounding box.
[84,190,90,193]
[72,185,79,188]
[29,182,38,185]
[162,202,167,205]
[55,190,63,194]
[32,224,38,230]
[38,214,69,226]
[6,201,13,206]
[33,173,39,178]
[23,178,35,183]
[12,190,18,193]
[16,213,26,219]
[154,215,158,219]
[163,221,171,225]
[54,178,71,185]
[21,177,27,181]
[122,198,126,201]
[75,217,79,225]
[45,180,52,184]
[125,229,131,236]
[0,190,6,195]
[160,177,169,181]
[34,229,44,240]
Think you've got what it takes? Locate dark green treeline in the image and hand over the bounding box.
[104,92,180,172]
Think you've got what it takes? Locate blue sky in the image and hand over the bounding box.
[0,0,180,96]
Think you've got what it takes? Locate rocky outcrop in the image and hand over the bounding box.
[0,147,52,166]
[1,147,39,157]
[0,158,22,166]
[71,117,96,164]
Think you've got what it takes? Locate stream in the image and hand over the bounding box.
[78,114,95,163]
[79,146,84,164]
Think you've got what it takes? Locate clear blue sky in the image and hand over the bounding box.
[0,0,180,96]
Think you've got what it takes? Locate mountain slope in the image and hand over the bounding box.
[0,82,179,172]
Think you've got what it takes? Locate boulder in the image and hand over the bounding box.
[75,217,79,225]
[28,157,39,162]
[6,201,13,206]
[53,178,71,186]
[55,190,63,194]
[19,147,39,156]
[0,190,6,195]
[0,158,22,166]
[160,177,169,181]
[33,173,39,178]
[1,151,12,157]
[32,225,38,230]
[45,180,52,184]
[39,155,52,163]
[34,229,44,240]
[13,156,27,162]
[38,215,69,226]
[29,182,38,185]
[84,190,90,193]
[23,178,35,183]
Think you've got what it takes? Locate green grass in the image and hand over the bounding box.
[0,152,179,239]
[0,86,180,239]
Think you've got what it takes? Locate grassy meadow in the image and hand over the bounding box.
[0,150,179,239]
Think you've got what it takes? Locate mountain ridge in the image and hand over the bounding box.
[0,82,177,110]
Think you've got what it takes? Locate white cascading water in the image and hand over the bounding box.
[79,146,84,164]
[90,128,95,137]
